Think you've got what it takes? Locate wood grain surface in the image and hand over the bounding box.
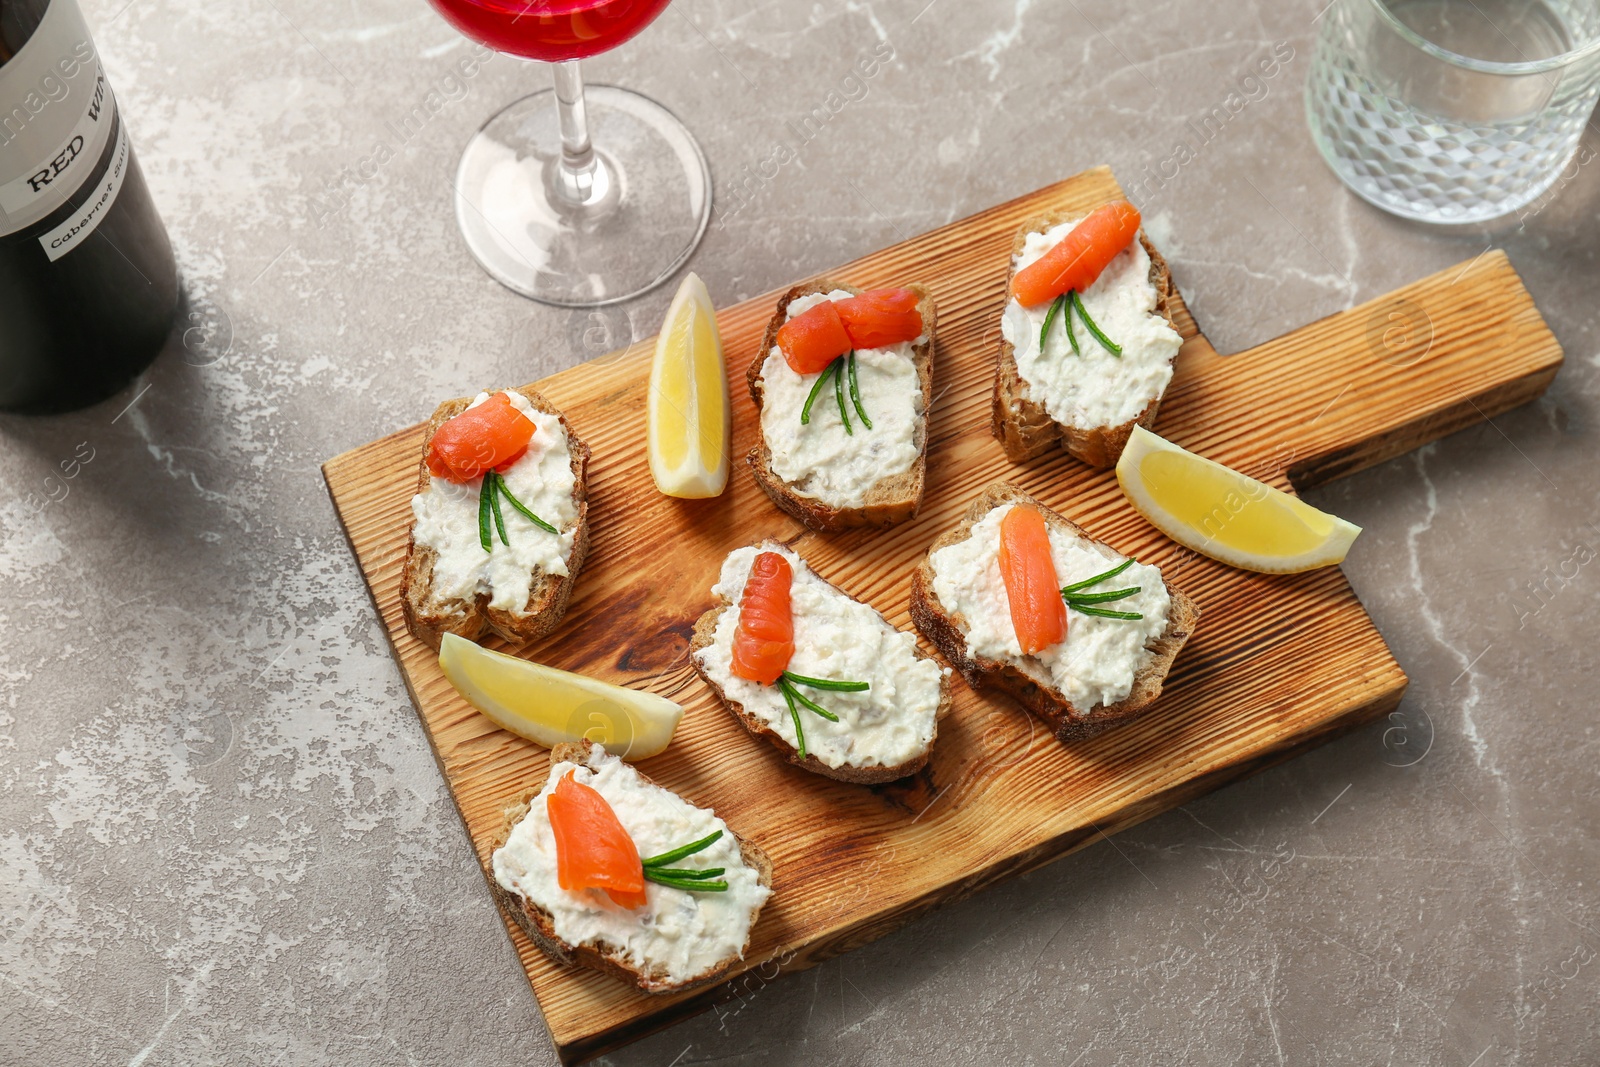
[322,167,1563,1064]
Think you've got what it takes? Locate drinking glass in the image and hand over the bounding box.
[1306,0,1600,224]
[427,0,710,305]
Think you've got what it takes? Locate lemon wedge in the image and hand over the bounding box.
[438,633,683,760]
[648,271,730,498]
[1115,426,1361,573]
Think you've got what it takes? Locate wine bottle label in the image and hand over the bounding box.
[0,0,116,238]
[36,107,125,260]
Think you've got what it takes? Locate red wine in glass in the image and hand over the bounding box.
[429,0,671,61]
[425,0,708,306]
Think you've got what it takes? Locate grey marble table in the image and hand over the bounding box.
[4,1,1598,1064]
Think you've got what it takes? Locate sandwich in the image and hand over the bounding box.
[401,387,590,649]
[910,483,1198,741]
[489,739,773,994]
[992,200,1184,468]
[692,541,950,783]
[747,280,937,530]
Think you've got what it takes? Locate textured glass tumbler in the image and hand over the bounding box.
[1307,0,1600,223]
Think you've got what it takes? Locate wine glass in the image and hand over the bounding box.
[426,0,711,306]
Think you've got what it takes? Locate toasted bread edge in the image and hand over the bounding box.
[484,740,775,996]
[688,546,949,784]
[401,389,591,650]
[909,483,1198,743]
[746,279,937,531]
[991,217,1180,469]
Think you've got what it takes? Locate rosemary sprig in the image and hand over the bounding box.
[847,351,872,429]
[640,831,729,892]
[1071,291,1122,356]
[1059,559,1143,620]
[495,473,559,534]
[800,360,838,425]
[478,471,558,552]
[833,354,853,436]
[643,830,722,868]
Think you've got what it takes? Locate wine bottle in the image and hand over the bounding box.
[1,0,178,414]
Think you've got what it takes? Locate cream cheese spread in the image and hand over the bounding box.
[929,504,1171,710]
[491,744,769,986]
[1001,219,1183,431]
[410,390,578,614]
[758,290,925,509]
[696,543,945,770]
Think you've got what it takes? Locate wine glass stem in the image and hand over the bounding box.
[551,59,599,206]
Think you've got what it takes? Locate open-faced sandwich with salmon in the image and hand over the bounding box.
[993,200,1184,468]
[691,541,950,783]
[401,387,590,649]
[489,739,772,994]
[910,483,1198,741]
[748,280,937,531]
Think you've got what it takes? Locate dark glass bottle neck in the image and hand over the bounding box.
[1,0,51,65]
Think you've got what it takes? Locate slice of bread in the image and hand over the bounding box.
[690,544,951,784]
[910,483,1198,742]
[400,388,591,650]
[486,740,773,996]
[747,279,938,531]
[991,216,1180,468]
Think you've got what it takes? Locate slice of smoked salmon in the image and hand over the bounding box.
[835,288,923,349]
[1011,201,1141,309]
[547,771,648,909]
[729,551,795,685]
[426,392,537,482]
[998,505,1067,656]
[776,300,853,375]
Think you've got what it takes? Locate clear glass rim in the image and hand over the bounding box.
[1366,0,1600,74]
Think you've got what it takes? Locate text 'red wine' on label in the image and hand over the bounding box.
[37,109,125,260]
[0,0,116,242]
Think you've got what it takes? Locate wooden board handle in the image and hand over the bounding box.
[1162,249,1562,490]
[319,166,1565,1066]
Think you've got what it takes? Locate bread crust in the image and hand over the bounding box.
[991,213,1180,468]
[485,740,774,996]
[746,279,938,531]
[400,388,591,650]
[909,483,1198,743]
[689,546,951,784]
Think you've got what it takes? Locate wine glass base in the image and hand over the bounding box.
[452,84,711,307]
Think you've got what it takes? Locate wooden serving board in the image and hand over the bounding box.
[323,167,1562,1063]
